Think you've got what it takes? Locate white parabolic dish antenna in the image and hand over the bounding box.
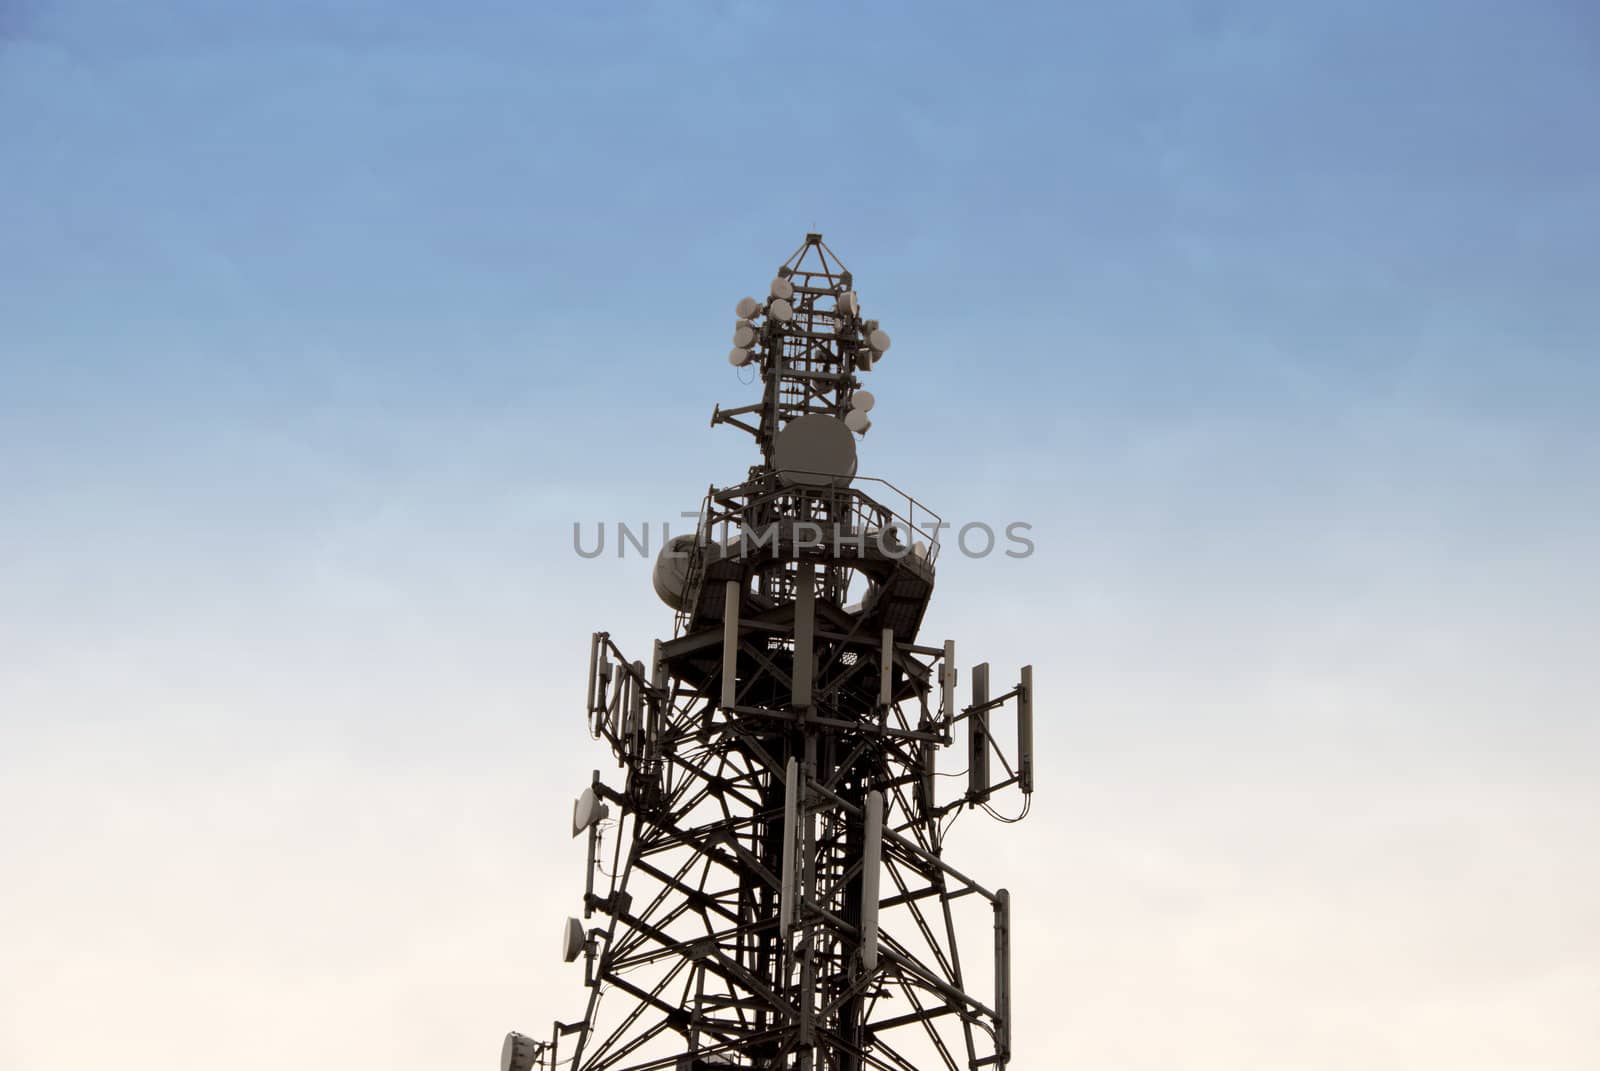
[562,917,586,963]
[502,1033,538,1071]
[774,413,857,487]
[572,785,608,837]
[652,533,698,610]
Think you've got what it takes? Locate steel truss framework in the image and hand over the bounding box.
[512,237,1034,1071]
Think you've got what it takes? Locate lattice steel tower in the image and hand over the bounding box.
[504,235,1036,1071]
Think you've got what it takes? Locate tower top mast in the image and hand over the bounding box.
[714,233,889,469]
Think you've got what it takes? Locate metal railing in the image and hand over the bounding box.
[675,472,942,632]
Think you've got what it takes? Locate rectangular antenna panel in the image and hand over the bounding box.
[649,641,666,749]
[969,662,991,802]
[1018,664,1034,795]
[721,580,740,709]
[920,738,936,815]
[606,660,623,739]
[995,888,1012,1060]
[625,664,644,738]
[586,633,600,715]
[940,640,956,720]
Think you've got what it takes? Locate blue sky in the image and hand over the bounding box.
[2,2,1597,1069]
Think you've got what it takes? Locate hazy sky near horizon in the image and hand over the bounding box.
[3,2,1598,1069]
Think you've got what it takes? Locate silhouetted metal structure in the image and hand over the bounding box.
[506,236,1035,1071]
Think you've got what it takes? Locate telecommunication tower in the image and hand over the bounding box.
[504,235,1036,1071]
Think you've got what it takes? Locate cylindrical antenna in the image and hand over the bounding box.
[781,757,800,936]
[860,790,884,971]
[879,628,894,711]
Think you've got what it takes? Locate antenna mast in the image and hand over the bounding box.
[507,235,1037,1071]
